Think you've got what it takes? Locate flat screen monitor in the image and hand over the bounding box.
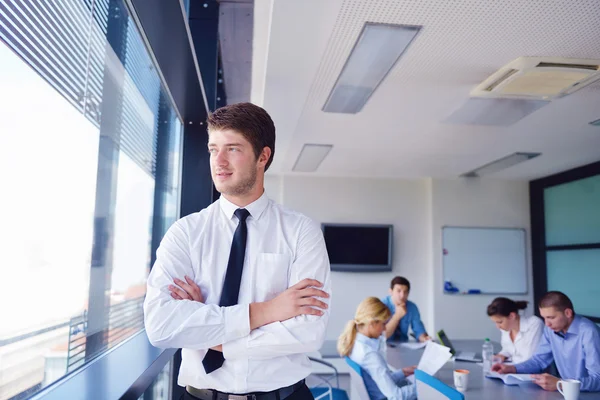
[321,223,393,272]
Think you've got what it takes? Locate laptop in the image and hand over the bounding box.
[436,329,482,362]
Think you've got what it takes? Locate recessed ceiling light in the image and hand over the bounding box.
[292,144,333,172]
[462,152,541,177]
[322,23,421,114]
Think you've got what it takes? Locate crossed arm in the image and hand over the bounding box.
[168,276,329,353]
[143,219,331,359]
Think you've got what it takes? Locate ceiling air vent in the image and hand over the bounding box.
[472,57,600,100]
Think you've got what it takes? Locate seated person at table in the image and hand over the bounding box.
[492,291,600,392]
[382,276,430,342]
[338,297,418,400]
[487,297,544,363]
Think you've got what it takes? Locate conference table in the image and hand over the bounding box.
[386,339,596,399]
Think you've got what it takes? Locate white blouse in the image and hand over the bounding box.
[498,314,544,364]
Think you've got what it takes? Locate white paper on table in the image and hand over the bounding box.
[416,341,453,375]
[400,341,428,350]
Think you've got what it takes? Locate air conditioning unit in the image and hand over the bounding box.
[471,57,600,101]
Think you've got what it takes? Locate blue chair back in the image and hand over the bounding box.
[414,369,464,400]
[344,357,370,400]
[344,356,362,376]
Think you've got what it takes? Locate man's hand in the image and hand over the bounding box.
[168,276,203,302]
[402,365,417,376]
[250,279,329,330]
[394,302,407,319]
[384,302,406,339]
[418,333,431,343]
[531,373,559,391]
[491,363,516,374]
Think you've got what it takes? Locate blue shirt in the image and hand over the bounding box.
[381,297,427,342]
[514,315,600,392]
[349,333,417,400]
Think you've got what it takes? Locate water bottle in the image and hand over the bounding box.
[482,338,494,374]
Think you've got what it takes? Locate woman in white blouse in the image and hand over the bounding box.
[487,297,544,364]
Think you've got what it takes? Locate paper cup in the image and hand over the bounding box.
[453,369,470,392]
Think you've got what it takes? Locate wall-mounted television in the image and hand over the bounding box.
[321,223,393,272]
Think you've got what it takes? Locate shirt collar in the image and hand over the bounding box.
[566,315,581,335]
[219,192,270,221]
[356,333,381,351]
[552,315,580,339]
[519,315,532,333]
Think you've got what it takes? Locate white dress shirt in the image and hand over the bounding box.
[143,193,331,393]
[498,314,544,364]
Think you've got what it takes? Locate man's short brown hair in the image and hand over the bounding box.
[207,102,276,171]
[390,276,410,291]
[539,291,575,313]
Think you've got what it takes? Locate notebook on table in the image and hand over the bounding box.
[485,372,535,385]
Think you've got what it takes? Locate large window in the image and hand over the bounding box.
[0,0,182,398]
[531,163,600,323]
[137,361,172,400]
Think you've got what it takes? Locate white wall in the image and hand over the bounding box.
[430,178,534,342]
[276,176,431,340]
[264,175,533,343]
[264,173,283,203]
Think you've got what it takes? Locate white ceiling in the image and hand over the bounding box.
[252,0,600,180]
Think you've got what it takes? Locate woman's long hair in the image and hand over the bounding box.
[337,297,391,357]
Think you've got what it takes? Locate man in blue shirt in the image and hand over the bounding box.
[492,291,600,392]
[381,276,430,342]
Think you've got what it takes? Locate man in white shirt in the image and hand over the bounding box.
[144,102,332,400]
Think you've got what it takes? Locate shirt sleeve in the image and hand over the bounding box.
[382,296,394,313]
[391,369,406,382]
[143,220,250,349]
[514,327,554,374]
[408,303,427,338]
[361,351,417,400]
[579,324,600,392]
[222,218,331,360]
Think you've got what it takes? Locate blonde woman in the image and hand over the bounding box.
[338,297,417,400]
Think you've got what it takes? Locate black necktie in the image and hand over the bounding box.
[202,208,250,374]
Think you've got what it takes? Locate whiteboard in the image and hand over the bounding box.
[442,227,528,294]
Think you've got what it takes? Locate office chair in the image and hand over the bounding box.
[414,369,464,400]
[308,357,349,400]
[343,357,370,400]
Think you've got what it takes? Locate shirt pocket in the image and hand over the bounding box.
[255,253,290,302]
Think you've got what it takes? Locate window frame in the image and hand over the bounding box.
[2,0,213,396]
[530,160,600,323]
